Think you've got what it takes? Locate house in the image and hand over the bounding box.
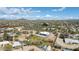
[0,33,4,37]
[15,26,23,31]
[74,34,79,38]
[12,41,21,48]
[0,41,10,47]
[69,34,79,39]
[36,32,50,37]
[65,38,79,44]
[6,32,16,41]
[39,32,50,36]
[5,28,14,31]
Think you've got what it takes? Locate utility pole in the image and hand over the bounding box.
[52,29,60,50]
[52,32,59,47]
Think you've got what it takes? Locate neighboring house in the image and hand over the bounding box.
[39,45,51,51]
[69,34,79,39]
[65,38,79,44]
[74,34,79,38]
[21,30,37,35]
[35,32,50,37]
[5,28,14,31]
[69,34,74,38]
[0,41,10,47]
[0,28,5,33]
[39,32,50,36]
[7,33,16,41]
[7,32,16,36]
[12,41,21,48]
[15,26,23,31]
[0,33,4,37]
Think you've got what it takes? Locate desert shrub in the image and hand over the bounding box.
[23,40,32,45]
[0,37,3,42]
[3,44,13,51]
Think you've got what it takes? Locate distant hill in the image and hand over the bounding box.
[16,18,28,20]
[0,18,79,21]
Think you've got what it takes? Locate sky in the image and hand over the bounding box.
[0,7,79,20]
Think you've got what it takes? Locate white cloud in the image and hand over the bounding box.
[69,16,73,19]
[45,14,52,17]
[0,14,31,19]
[0,15,17,19]
[0,7,41,19]
[68,16,74,19]
[64,16,79,19]
[0,7,41,15]
[52,7,66,12]
[36,16,40,17]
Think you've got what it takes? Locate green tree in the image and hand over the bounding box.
[14,34,19,41]
[3,31,9,40]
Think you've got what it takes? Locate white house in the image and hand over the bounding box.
[65,38,79,44]
[35,32,50,37]
[74,34,79,38]
[12,41,21,47]
[0,41,10,47]
[6,28,14,31]
[15,26,23,31]
[39,32,50,36]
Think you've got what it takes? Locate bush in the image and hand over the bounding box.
[3,44,13,51]
[0,38,3,42]
[23,40,32,45]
